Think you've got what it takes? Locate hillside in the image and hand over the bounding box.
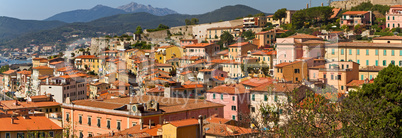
[45,5,127,23]
[0,16,66,42]
[0,4,265,49]
[45,2,178,23]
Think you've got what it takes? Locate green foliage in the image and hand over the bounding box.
[131,41,152,49]
[0,65,10,74]
[292,6,334,29]
[241,30,255,40]
[146,24,170,32]
[350,2,390,15]
[135,26,143,34]
[185,18,199,25]
[353,24,366,35]
[254,12,266,17]
[273,8,287,21]
[219,31,234,47]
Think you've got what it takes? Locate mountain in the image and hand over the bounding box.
[0,5,266,48]
[117,2,178,16]
[44,2,178,23]
[0,16,66,41]
[45,5,127,23]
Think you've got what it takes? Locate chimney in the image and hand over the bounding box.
[306,3,309,8]
[140,119,143,130]
[11,117,14,124]
[321,3,324,6]
[198,115,203,138]
[149,120,152,129]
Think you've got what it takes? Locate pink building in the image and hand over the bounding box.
[386,5,402,29]
[183,43,220,59]
[340,11,372,27]
[276,34,324,64]
[206,84,249,121]
[180,39,198,47]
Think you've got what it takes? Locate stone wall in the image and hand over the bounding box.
[330,0,402,10]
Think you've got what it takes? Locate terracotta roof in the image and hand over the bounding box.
[309,65,326,69]
[274,61,302,68]
[158,45,174,49]
[70,95,224,114]
[17,70,32,75]
[75,55,96,59]
[250,83,300,92]
[184,43,215,48]
[207,26,240,30]
[331,8,341,19]
[33,58,47,60]
[346,80,374,87]
[241,77,274,87]
[267,15,274,18]
[155,63,173,67]
[168,119,199,127]
[359,66,385,71]
[58,73,88,79]
[326,42,402,48]
[90,82,107,86]
[56,66,74,72]
[287,34,321,39]
[390,5,402,8]
[49,61,64,65]
[146,87,164,93]
[205,116,232,124]
[207,84,247,94]
[251,50,276,55]
[0,115,63,131]
[2,70,17,75]
[342,11,369,15]
[373,35,402,40]
[199,69,214,72]
[0,100,60,110]
[172,84,204,90]
[301,40,327,44]
[216,50,229,55]
[229,42,252,47]
[204,123,257,136]
[112,80,130,87]
[32,66,53,70]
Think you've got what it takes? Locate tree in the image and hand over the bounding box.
[70,53,75,57]
[0,65,9,73]
[157,24,169,29]
[190,18,199,25]
[291,10,307,29]
[340,64,402,137]
[254,12,266,17]
[135,26,143,34]
[273,8,287,23]
[220,31,234,47]
[241,30,255,40]
[185,19,192,25]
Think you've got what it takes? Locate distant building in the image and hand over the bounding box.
[40,73,88,103]
[340,11,372,28]
[180,39,198,47]
[274,61,308,83]
[243,16,267,28]
[386,5,402,29]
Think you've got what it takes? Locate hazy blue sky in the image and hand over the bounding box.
[0,0,328,20]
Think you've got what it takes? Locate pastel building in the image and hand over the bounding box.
[340,11,372,27]
[274,61,308,83]
[386,5,402,29]
[180,39,198,47]
[206,84,249,121]
[155,45,183,64]
[62,95,223,137]
[206,26,243,42]
[183,43,220,59]
[276,34,324,64]
[243,16,267,28]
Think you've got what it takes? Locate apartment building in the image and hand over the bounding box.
[274,61,308,83]
[386,5,402,29]
[325,37,402,68]
[228,42,258,60]
[206,84,249,121]
[180,39,198,47]
[266,10,296,26]
[2,70,17,92]
[243,16,267,28]
[340,11,372,27]
[40,73,88,103]
[276,34,324,64]
[206,26,242,42]
[155,45,183,64]
[183,43,220,59]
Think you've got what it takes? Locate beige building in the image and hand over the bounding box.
[326,37,402,68]
[359,66,384,81]
[206,26,243,42]
[266,10,296,26]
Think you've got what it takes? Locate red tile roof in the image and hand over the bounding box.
[274,61,302,68]
[241,77,274,87]
[373,35,402,40]
[287,34,321,39]
[229,42,251,47]
[207,84,247,94]
[342,11,369,15]
[391,5,402,8]
[112,80,130,87]
[168,119,199,127]
[184,43,215,48]
[346,80,373,87]
[204,123,257,136]
[0,115,63,131]
[250,83,301,92]
[75,55,96,59]
[17,70,32,75]
[32,66,53,70]
[331,8,341,19]
[2,70,17,75]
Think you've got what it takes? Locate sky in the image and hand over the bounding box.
[0,0,328,20]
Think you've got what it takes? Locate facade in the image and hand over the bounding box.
[62,95,224,137]
[183,43,220,59]
[359,66,384,80]
[228,42,258,60]
[316,62,360,93]
[161,119,201,138]
[2,70,17,92]
[155,45,183,64]
[386,5,402,29]
[274,61,308,83]
[325,39,402,68]
[0,115,63,138]
[180,39,198,47]
[206,84,249,121]
[40,74,88,103]
[276,34,324,64]
[253,30,276,48]
[243,16,267,28]
[266,10,296,25]
[206,26,242,42]
[340,11,372,27]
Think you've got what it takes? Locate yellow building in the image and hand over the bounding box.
[162,119,200,138]
[89,82,109,99]
[274,61,308,83]
[359,65,384,80]
[326,41,402,68]
[206,26,243,41]
[155,45,183,63]
[74,55,96,70]
[32,58,48,67]
[250,50,277,69]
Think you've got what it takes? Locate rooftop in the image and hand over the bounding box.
[0,115,63,131]
[342,11,369,15]
[168,119,199,127]
[241,77,274,87]
[32,66,53,70]
[372,35,402,40]
[207,84,247,94]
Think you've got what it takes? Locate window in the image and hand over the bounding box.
[349,49,352,55]
[79,132,83,138]
[17,133,24,138]
[132,122,137,126]
[264,95,268,101]
[391,60,395,65]
[117,121,121,130]
[220,94,223,100]
[5,133,10,138]
[366,60,369,66]
[66,113,70,122]
[49,131,54,137]
[400,50,402,56]
[341,86,344,90]
[341,49,344,55]
[107,119,111,129]
[337,75,342,80]
[232,96,235,101]
[370,75,373,80]
[400,61,402,66]
[361,75,364,80]
[79,115,82,124]
[331,49,335,55]
[366,49,369,55]
[251,107,255,112]
[375,49,378,55]
[331,74,334,80]
[384,50,387,56]
[392,50,395,56]
[88,116,92,126]
[252,94,255,101]
[232,115,236,120]
[88,133,93,137]
[231,106,236,111]
[294,69,300,73]
[213,94,215,99]
[383,60,387,66]
[357,60,360,64]
[376,60,378,66]
[97,118,101,127]
[356,49,360,55]
[274,95,278,102]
